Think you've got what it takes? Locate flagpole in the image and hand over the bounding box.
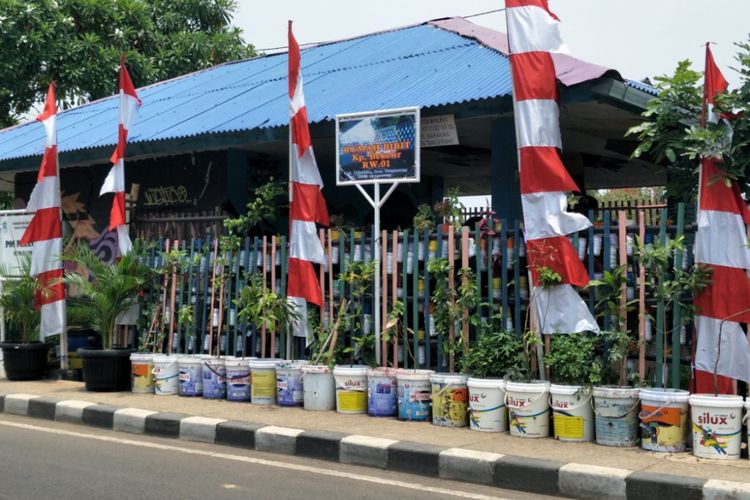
[288,123,294,361]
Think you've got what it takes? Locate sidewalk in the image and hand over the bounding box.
[1,379,749,499]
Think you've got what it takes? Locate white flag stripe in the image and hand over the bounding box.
[30,238,62,277]
[289,220,325,264]
[534,285,599,334]
[515,99,562,149]
[694,315,750,382]
[117,225,132,256]
[41,116,56,148]
[40,299,65,337]
[507,5,569,55]
[695,209,750,269]
[521,191,592,240]
[26,176,60,212]
[119,92,140,132]
[290,146,324,187]
[289,74,306,116]
[100,159,124,195]
[288,296,310,344]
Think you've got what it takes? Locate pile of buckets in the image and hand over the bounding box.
[130,353,750,460]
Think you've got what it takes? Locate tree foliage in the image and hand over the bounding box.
[0,0,255,126]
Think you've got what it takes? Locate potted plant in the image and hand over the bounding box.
[0,256,49,380]
[64,241,153,391]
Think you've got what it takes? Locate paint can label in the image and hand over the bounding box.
[131,362,154,394]
[691,409,742,458]
[251,370,276,402]
[553,413,584,439]
[431,384,468,427]
[337,390,367,413]
[640,404,687,452]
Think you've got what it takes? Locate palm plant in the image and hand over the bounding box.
[0,255,41,343]
[64,241,153,350]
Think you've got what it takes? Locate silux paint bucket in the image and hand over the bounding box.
[396,370,433,421]
[467,378,506,432]
[592,386,640,447]
[225,358,251,402]
[130,353,154,394]
[249,359,278,405]
[202,358,226,400]
[276,361,306,407]
[505,381,550,438]
[178,356,203,397]
[639,388,689,452]
[333,365,368,414]
[367,367,398,417]
[152,355,179,396]
[549,384,594,442]
[689,394,744,459]
[430,373,469,428]
[301,364,335,411]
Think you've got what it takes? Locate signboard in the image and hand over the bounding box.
[421,114,459,148]
[335,107,420,185]
[0,210,33,276]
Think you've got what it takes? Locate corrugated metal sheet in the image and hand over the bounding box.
[0,23,511,161]
[625,79,657,96]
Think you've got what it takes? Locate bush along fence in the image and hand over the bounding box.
[121,203,698,390]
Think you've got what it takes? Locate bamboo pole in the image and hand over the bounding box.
[271,236,277,357]
[207,238,218,356]
[319,229,325,326]
[461,227,470,360]
[167,240,179,354]
[327,230,334,325]
[448,228,455,373]
[618,211,628,384]
[638,210,646,379]
[381,229,388,367]
[216,247,226,357]
[261,235,268,358]
[159,240,171,351]
[392,231,398,368]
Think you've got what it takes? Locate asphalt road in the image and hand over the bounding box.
[0,414,563,500]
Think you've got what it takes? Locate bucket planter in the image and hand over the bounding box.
[430,373,469,427]
[202,357,227,399]
[333,365,368,414]
[467,378,507,432]
[689,394,744,459]
[639,388,690,452]
[592,386,640,447]
[301,364,335,411]
[130,353,155,394]
[249,359,278,404]
[0,342,49,381]
[80,349,133,392]
[367,367,399,417]
[152,355,179,395]
[505,381,551,438]
[276,360,307,407]
[396,369,434,421]
[549,384,594,442]
[225,358,252,402]
[178,356,203,396]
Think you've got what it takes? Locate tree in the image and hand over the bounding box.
[0,0,255,127]
[627,39,750,201]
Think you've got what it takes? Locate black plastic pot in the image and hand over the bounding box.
[79,348,133,392]
[0,342,49,380]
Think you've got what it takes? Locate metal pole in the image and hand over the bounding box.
[374,183,381,365]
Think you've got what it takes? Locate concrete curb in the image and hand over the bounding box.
[0,391,745,500]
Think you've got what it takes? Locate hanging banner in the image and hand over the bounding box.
[0,210,33,276]
[335,107,420,185]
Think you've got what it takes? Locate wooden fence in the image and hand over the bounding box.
[137,204,694,389]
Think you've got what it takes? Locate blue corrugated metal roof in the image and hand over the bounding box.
[625,79,657,96]
[0,23,512,162]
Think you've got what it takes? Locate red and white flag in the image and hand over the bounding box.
[19,83,65,337]
[286,21,330,345]
[693,44,750,391]
[100,56,141,256]
[506,0,598,333]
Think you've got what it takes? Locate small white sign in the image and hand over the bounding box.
[421,114,459,148]
[0,211,33,276]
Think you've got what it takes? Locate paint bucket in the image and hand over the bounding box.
[249,359,278,405]
[396,369,434,421]
[639,388,690,452]
[225,358,252,402]
[276,361,307,407]
[367,367,399,417]
[130,353,154,394]
[592,386,640,447]
[689,394,744,459]
[505,381,551,438]
[202,357,226,400]
[549,384,594,442]
[430,373,469,427]
[152,355,179,396]
[301,364,335,411]
[178,356,203,397]
[467,378,506,432]
[333,365,368,414]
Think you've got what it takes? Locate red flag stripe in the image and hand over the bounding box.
[519,147,579,194]
[506,0,560,20]
[694,369,733,394]
[699,157,750,222]
[290,182,330,225]
[109,125,128,164]
[526,235,589,287]
[509,52,558,101]
[290,106,312,157]
[20,207,62,245]
[694,264,750,323]
[109,191,127,230]
[287,257,323,306]
[36,268,65,306]
[37,146,58,180]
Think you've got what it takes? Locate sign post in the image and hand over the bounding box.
[336,107,420,365]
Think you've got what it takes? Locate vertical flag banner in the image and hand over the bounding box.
[693,44,750,391]
[100,56,141,256]
[19,83,65,337]
[287,21,330,345]
[506,0,598,333]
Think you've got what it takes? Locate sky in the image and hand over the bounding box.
[234,0,750,88]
